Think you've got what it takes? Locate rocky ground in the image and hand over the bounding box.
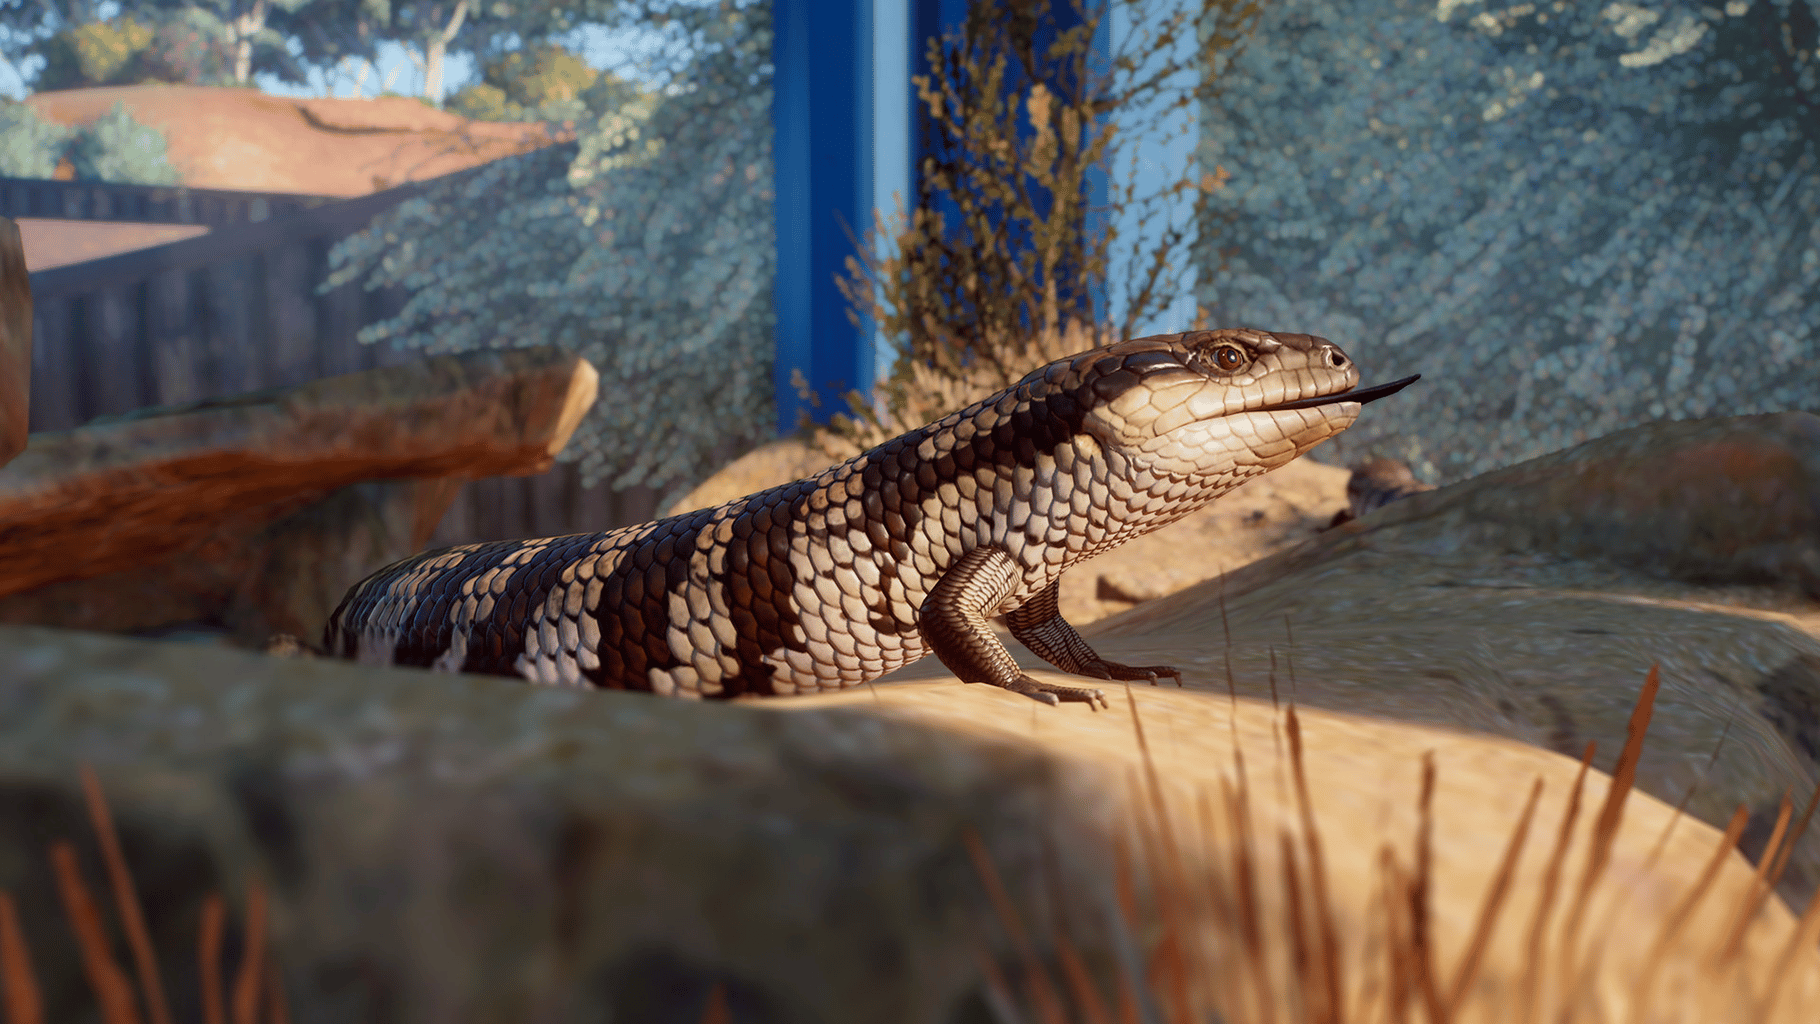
[3,408,1817,1022]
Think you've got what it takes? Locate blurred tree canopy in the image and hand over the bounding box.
[1196,0,1820,481]
[4,0,311,88]
[327,0,772,497]
[445,41,599,120]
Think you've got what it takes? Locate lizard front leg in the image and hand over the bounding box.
[1004,580,1183,686]
[918,547,1109,709]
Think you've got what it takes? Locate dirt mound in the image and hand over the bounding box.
[25,84,565,196]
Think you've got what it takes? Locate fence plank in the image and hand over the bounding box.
[18,147,695,548]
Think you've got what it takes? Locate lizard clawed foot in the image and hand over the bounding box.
[1000,673,1110,711]
[1087,660,1185,687]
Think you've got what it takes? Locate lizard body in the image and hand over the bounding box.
[324,329,1415,707]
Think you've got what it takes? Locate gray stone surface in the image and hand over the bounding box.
[1044,413,1820,904]
[0,627,1109,1024]
[2,624,1814,1023]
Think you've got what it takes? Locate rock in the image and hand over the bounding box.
[1356,412,1820,597]
[1003,412,1820,906]
[0,476,465,645]
[1,625,1814,1023]
[0,349,595,645]
[1328,456,1435,526]
[0,347,597,602]
[0,216,28,469]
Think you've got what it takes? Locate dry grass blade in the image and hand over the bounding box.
[1757,863,1820,1019]
[1121,686,1197,1024]
[695,982,730,1024]
[1285,706,1343,1024]
[1716,789,1793,964]
[1557,666,1659,989]
[79,766,172,1024]
[1626,805,1751,1024]
[49,843,142,1024]
[1519,741,1594,1024]
[1766,784,1820,895]
[1410,754,1447,1024]
[1445,776,1543,1017]
[263,961,289,1024]
[1107,837,1150,1024]
[1052,922,1112,1024]
[0,891,44,1024]
[1378,846,1413,1024]
[198,896,225,1024]
[1220,775,1275,1024]
[1040,839,1113,1024]
[1276,831,1313,1024]
[961,829,1067,1023]
[231,880,266,1024]
[973,938,1025,1024]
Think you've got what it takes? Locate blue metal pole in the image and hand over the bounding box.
[772,0,878,433]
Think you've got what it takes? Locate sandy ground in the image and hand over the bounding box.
[16,85,567,270]
[14,217,208,271]
[26,85,564,196]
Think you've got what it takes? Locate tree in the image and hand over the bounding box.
[280,0,580,102]
[1195,0,1820,483]
[170,0,315,84]
[0,0,120,75]
[445,40,600,121]
[326,0,770,496]
[31,13,154,88]
[68,100,181,183]
[0,98,73,176]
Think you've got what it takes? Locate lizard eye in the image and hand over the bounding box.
[1211,345,1248,372]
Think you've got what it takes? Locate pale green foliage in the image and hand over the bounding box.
[446,43,605,122]
[445,80,514,119]
[33,14,156,88]
[1198,0,1820,481]
[328,0,773,497]
[68,102,181,185]
[0,101,75,178]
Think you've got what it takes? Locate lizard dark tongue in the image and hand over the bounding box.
[1265,373,1421,412]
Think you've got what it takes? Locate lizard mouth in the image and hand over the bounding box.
[1262,373,1421,412]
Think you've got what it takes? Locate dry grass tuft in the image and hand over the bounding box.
[0,768,283,1024]
[969,664,1820,1024]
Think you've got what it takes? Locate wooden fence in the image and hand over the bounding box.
[0,176,338,226]
[20,162,661,545]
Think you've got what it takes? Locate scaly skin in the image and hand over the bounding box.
[324,329,1414,708]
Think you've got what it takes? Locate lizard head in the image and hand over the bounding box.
[1058,328,1418,477]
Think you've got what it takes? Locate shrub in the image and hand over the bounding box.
[0,101,76,179]
[447,44,601,123]
[446,81,514,121]
[68,103,181,186]
[133,14,235,86]
[32,16,156,90]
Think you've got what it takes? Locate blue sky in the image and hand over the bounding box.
[0,16,670,100]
